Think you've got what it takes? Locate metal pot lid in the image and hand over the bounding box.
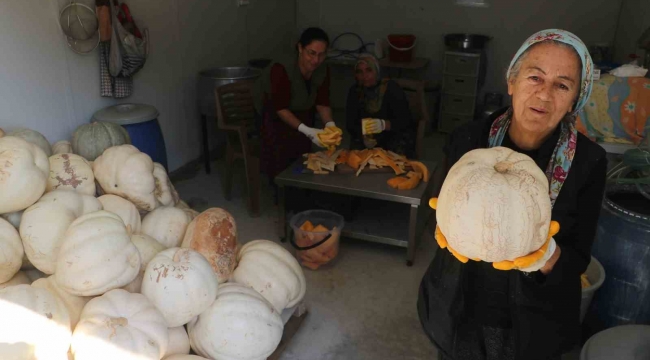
[92,103,160,125]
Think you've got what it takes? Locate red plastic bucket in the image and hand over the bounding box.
[387,34,416,62]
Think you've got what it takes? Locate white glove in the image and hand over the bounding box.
[298,124,326,148]
[362,118,386,135]
[325,121,337,128]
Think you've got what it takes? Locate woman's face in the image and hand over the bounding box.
[298,40,328,74]
[508,42,580,135]
[355,61,378,88]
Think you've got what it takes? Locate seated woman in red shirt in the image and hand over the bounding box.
[255,27,338,180]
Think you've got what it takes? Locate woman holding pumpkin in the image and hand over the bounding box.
[255,27,339,180]
[417,29,607,360]
[345,53,417,158]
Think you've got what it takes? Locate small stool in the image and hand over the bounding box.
[580,325,650,360]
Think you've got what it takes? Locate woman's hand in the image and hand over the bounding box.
[298,124,326,148]
[539,245,561,275]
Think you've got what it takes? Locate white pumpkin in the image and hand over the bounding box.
[163,326,191,358]
[93,145,178,212]
[72,289,168,360]
[72,121,131,161]
[181,208,238,283]
[32,276,92,328]
[187,283,283,360]
[97,194,142,233]
[436,147,551,262]
[52,140,73,155]
[20,190,102,274]
[0,218,23,283]
[55,211,140,296]
[232,240,306,312]
[142,206,192,248]
[47,153,96,195]
[0,210,22,228]
[7,128,52,157]
[122,233,166,293]
[0,284,71,360]
[165,356,209,360]
[0,136,49,213]
[141,248,218,327]
[0,270,30,290]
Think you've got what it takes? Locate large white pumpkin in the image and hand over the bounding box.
[32,276,92,328]
[71,121,131,161]
[122,233,166,293]
[52,140,73,155]
[46,153,96,195]
[142,206,192,248]
[141,247,218,327]
[181,208,238,283]
[7,128,52,157]
[187,282,283,360]
[0,218,23,283]
[20,190,102,274]
[231,240,306,312]
[97,194,142,233]
[436,147,551,262]
[94,145,176,211]
[0,136,49,213]
[0,284,71,360]
[163,326,191,358]
[55,211,140,296]
[72,289,168,360]
[0,270,30,290]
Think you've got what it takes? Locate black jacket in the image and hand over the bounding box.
[417,108,607,360]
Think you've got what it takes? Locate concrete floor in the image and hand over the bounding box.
[172,128,581,360]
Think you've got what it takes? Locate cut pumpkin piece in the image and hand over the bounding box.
[300,220,315,232]
[408,161,430,182]
[375,150,406,175]
[493,260,516,270]
[396,171,422,190]
[347,151,362,169]
[387,176,408,188]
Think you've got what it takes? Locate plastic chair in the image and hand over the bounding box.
[214,81,260,217]
[392,78,429,159]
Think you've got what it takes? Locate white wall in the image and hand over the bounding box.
[613,0,650,63]
[0,0,295,171]
[297,0,623,108]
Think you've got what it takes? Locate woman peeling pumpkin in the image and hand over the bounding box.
[417,30,607,360]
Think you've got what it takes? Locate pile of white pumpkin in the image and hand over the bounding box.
[0,124,306,360]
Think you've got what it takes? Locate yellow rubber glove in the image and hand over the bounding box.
[362,118,385,135]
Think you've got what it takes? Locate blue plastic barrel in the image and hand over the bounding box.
[92,104,168,170]
[587,184,650,332]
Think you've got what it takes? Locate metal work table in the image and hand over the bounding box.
[275,160,437,266]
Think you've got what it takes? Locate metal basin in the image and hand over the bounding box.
[198,67,261,117]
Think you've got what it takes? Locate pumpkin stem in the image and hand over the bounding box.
[494,161,513,173]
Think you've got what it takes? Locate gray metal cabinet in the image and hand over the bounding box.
[439,51,481,133]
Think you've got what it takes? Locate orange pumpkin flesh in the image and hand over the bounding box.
[387,177,408,188]
[396,171,422,190]
[408,161,429,182]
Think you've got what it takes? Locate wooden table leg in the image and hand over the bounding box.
[278,185,287,242]
[201,114,211,174]
[406,204,418,266]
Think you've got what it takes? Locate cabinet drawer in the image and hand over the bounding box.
[439,113,473,133]
[444,53,480,76]
[441,94,475,115]
[442,75,478,96]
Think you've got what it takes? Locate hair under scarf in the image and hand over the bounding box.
[488,29,594,207]
[355,53,387,114]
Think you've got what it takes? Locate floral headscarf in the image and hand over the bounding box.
[488,29,594,207]
[355,53,387,114]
